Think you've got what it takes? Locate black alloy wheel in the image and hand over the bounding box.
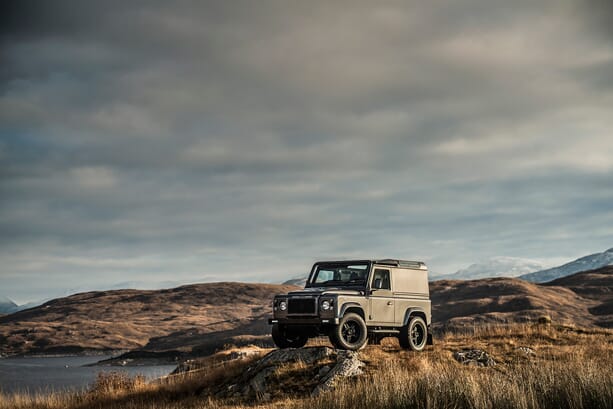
[331,313,368,350]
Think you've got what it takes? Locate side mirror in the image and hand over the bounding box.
[373,278,382,289]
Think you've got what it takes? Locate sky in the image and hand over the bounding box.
[1,0,612,304]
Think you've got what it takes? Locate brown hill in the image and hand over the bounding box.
[543,265,613,327]
[0,282,299,356]
[430,266,613,330]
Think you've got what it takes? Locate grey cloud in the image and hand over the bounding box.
[1,1,612,302]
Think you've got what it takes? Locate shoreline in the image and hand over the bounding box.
[2,349,191,367]
[90,350,189,367]
[0,350,126,360]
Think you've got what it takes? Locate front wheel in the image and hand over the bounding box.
[271,324,308,349]
[399,316,428,351]
[330,313,368,351]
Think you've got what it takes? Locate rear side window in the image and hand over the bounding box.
[372,269,391,290]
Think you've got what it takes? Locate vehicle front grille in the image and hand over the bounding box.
[288,298,316,315]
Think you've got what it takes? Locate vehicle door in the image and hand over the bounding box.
[368,268,395,325]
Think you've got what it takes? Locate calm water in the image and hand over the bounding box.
[0,355,177,395]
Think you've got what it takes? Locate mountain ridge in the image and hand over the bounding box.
[520,247,613,283]
[435,256,545,280]
[0,296,18,314]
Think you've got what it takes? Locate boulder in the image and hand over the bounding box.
[212,346,365,400]
[453,349,496,367]
[312,350,364,396]
[515,346,536,356]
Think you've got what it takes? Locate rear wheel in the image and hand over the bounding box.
[330,313,368,351]
[271,324,308,348]
[399,316,427,351]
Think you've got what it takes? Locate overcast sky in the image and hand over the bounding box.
[1,1,612,303]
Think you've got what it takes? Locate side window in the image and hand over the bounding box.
[372,269,391,290]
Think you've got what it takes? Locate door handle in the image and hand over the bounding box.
[387,301,393,305]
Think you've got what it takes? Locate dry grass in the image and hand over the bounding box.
[309,324,613,409]
[1,324,612,409]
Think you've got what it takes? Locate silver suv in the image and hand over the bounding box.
[269,259,432,351]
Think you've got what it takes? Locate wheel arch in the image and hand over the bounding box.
[340,303,365,320]
[402,308,428,326]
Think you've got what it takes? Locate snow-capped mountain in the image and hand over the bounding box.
[283,276,308,287]
[434,257,545,280]
[0,296,18,314]
[520,247,613,283]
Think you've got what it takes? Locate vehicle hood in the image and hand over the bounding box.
[287,287,364,296]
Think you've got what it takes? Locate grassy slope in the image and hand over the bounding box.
[1,324,612,409]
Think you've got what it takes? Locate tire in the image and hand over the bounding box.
[399,316,428,351]
[271,324,308,349]
[330,313,368,351]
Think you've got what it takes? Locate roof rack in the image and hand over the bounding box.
[313,259,427,270]
[374,259,427,269]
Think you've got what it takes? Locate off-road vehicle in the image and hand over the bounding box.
[269,259,432,351]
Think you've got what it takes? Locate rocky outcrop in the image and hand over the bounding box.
[453,349,496,367]
[311,350,364,396]
[219,347,365,400]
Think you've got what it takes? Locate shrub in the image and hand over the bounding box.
[88,371,147,396]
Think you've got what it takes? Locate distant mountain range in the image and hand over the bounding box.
[282,276,308,287]
[434,257,545,280]
[0,296,18,314]
[0,296,48,314]
[520,248,613,283]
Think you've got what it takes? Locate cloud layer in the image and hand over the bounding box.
[1,1,612,302]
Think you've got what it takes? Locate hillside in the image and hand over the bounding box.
[520,247,613,282]
[0,282,299,356]
[430,275,599,330]
[542,265,613,327]
[1,269,611,356]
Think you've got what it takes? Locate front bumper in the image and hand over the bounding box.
[268,317,340,325]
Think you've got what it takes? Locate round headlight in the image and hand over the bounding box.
[279,301,287,311]
[321,300,331,311]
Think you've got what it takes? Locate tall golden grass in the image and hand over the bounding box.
[304,348,612,409]
[1,324,611,409]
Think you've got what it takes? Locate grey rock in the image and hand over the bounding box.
[317,365,332,378]
[249,367,275,394]
[516,346,536,356]
[312,350,364,396]
[453,349,496,367]
[172,359,196,374]
[208,346,366,399]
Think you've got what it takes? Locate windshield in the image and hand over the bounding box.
[308,263,370,287]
